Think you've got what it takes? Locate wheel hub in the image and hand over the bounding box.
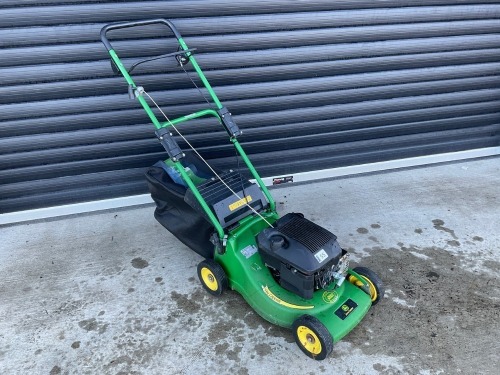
[306,333,316,344]
[201,267,218,291]
[297,326,322,355]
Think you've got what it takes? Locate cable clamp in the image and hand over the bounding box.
[155,127,183,161]
[128,85,144,100]
[217,106,242,138]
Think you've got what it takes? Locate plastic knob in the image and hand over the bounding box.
[270,235,285,251]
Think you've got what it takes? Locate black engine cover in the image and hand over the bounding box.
[257,213,343,299]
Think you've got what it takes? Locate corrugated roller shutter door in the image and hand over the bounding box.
[0,1,499,214]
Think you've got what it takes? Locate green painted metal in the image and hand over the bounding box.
[137,96,163,130]
[110,42,275,215]
[109,50,162,129]
[161,109,221,128]
[178,38,223,109]
[110,43,273,217]
[108,50,225,232]
[215,213,372,339]
[232,139,276,212]
[109,50,134,85]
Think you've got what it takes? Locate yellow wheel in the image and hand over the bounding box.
[348,266,384,305]
[200,267,218,291]
[197,259,227,296]
[292,315,333,360]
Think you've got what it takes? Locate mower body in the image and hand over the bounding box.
[100,18,382,360]
[219,212,372,340]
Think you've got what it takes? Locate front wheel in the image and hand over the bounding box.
[292,315,333,360]
[197,259,228,296]
[348,266,384,305]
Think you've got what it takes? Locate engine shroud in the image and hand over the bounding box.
[256,213,343,299]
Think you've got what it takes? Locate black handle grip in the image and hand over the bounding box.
[100,18,182,51]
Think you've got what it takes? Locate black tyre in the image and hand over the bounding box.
[292,315,333,360]
[197,259,228,296]
[348,266,384,305]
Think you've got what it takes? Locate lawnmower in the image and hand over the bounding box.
[101,19,384,360]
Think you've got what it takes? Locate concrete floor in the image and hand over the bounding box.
[1,157,499,375]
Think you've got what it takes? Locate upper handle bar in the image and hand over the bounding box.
[100,18,183,51]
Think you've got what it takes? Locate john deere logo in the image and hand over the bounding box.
[334,299,358,320]
[322,291,339,304]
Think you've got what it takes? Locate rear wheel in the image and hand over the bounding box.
[197,259,228,296]
[292,315,333,360]
[348,266,384,305]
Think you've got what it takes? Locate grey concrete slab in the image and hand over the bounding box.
[1,157,499,375]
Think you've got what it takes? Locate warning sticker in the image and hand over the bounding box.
[229,195,252,211]
[314,249,329,263]
[240,245,258,259]
[272,176,293,185]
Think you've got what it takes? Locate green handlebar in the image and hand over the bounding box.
[101,19,277,234]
